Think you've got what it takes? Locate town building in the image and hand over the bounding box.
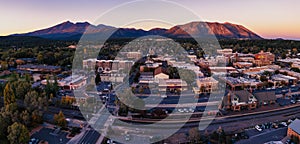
[222,77,262,90]
[18,64,61,73]
[287,119,300,141]
[271,74,297,85]
[210,67,237,73]
[58,75,87,90]
[100,72,126,83]
[158,79,188,92]
[233,62,253,68]
[154,72,169,82]
[83,59,134,72]
[223,90,257,111]
[217,49,233,55]
[254,51,275,66]
[124,51,142,60]
[253,91,276,106]
[279,69,300,80]
[193,77,218,94]
[41,75,87,90]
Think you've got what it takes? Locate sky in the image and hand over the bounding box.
[0,0,299,40]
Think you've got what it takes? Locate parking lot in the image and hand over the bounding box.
[237,127,287,144]
[31,128,70,144]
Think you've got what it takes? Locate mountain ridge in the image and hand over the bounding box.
[11,21,263,40]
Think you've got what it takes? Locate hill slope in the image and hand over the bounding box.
[11,21,262,40]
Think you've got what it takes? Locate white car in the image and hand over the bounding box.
[183,108,189,113]
[255,125,263,132]
[189,108,194,112]
[178,109,184,113]
[125,134,130,141]
[281,122,288,127]
[291,100,296,104]
[161,94,167,98]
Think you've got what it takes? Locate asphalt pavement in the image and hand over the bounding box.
[236,127,287,144]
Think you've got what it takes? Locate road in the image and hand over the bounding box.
[102,103,300,142]
[77,130,100,144]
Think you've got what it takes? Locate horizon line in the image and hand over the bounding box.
[2,20,300,41]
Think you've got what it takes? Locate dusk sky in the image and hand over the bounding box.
[1,0,299,40]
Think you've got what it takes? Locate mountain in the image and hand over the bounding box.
[165,22,262,39]
[11,21,262,40]
[12,21,117,40]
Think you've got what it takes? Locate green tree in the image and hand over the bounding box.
[9,73,19,82]
[1,61,8,70]
[44,75,59,98]
[45,77,52,98]
[20,110,31,126]
[260,75,268,82]
[24,74,31,83]
[7,122,30,144]
[0,115,9,140]
[52,75,59,96]
[95,73,101,85]
[188,127,201,143]
[54,111,67,127]
[15,81,31,100]
[0,83,5,97]
[4,83,16,106]
[24,90,48,113]
[37,53,43,64]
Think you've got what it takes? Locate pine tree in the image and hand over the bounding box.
[7,122,30,144]
[95,73,101,85]
[54,111,67,127]
[4,83,16,106]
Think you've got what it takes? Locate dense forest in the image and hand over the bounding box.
[0,36,300,66]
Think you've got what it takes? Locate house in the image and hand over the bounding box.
[32,74,42,82]
[154,72,169,82]
[0,70,11,77]
[287,119,300,141]
[154,72,169,79]
[253,91,276,106]
[223,90,257,111]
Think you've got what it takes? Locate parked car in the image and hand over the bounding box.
[240,132,249,139]
[281,122,288,127]
[125,134,130,141]
[255,125,263,132]
[291,99,296,104]
[183,108,189,113]
[178,109,184,113]
[272,123,279,129]
[189,108,194,112]
[161,94,167,98]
